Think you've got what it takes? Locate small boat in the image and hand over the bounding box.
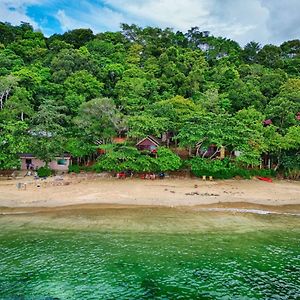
[257,177,273,183]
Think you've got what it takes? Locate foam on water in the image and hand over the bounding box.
[200,207,300,216]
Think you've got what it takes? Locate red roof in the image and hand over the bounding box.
[263,119,272,125]
[136,136,160,147]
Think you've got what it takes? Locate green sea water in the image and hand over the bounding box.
[0,207,299,299]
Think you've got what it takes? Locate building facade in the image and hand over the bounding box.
[19,154,71,171]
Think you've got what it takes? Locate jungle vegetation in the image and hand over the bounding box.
[0,22,299,177]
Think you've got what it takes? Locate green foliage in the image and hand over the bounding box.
[94,145,182,173]
[74,97,125,141]
[60,29,94,48]
[4,87,33,121]
[29,99,67,164]
[93,145,155,173]
[128,114,169,138]
[0,22,298,176]
[189,157,275,179]
[156,147,182,172]
[37,166,52,177]
[66,138,96,158]
[68,164,81,174]
[266,98,299,130]
[64,70,103,100]
[68,164,92,173]
[190,157,236,179]
[0,120,29,169]
[281,153,300,180]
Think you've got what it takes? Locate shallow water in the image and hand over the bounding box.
[0,207,299,299]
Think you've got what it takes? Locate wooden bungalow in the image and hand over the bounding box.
[136,136,160,153]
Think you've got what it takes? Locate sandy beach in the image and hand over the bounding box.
[0,174,299,213]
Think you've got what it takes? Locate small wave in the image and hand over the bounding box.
[0,211,34,215]
[200,208,300,216]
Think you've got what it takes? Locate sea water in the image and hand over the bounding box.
[0,207,299,299]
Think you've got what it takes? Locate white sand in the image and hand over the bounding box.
[0,175,299,210]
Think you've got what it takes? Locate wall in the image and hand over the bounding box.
[137,139,158,151]
[21,157,70,171]
[21,158,45,170]
[48,159,70,171]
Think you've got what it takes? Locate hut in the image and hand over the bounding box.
[136,136,160,153]
[19,153,71,171]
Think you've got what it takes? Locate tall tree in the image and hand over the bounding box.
[30,100,67,165]
[4,87,33,121]
[0,75,18,110]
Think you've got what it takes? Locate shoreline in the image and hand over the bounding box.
[1,202,300,216]
[0,176,299,213]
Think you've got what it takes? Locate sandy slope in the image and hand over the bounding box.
[0,174,299,210]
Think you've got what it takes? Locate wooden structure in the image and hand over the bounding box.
[136,136,160,152]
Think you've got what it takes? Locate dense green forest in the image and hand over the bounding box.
[0,22,299,178]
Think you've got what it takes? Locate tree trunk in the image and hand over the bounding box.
[196,141,203,156]
[5,90,9,102]
[209,147,220,159]
[167,138,170,148]
[0,93,4,110]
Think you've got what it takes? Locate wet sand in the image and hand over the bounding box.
[0,175,299,213]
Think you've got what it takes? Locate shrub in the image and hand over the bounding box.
[156,147,182,172]
[68,164,81,173]
[93,145,182,173]
[282,154,300,180]
[37,166,52,177]
[189,157,276,179]
[284,169,300,180]
[247,169,276,177]
[190,157,236,179]
[93,145,157,173]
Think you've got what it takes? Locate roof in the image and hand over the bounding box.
[136,135,160,146]
[19,153,35,158]
[263,119,273,125]
[19,153,71,158]
[112,137,127,144]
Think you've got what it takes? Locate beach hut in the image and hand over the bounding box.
[19,153,71,171]
[136,136,160,152]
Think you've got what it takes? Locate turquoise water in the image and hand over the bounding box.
[0,208,299,299]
